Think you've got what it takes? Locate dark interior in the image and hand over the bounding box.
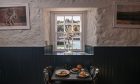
[0,47,139,84]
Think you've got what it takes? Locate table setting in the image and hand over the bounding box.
[51,64,92,81]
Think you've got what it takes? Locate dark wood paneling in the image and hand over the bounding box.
[93,47,140,84]
[0,47,93,84]
[0,47,44,84]
[0,47,140,84]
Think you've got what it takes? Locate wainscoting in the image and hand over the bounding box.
[93,47,140,84]
[0,47,139,84]
[0,47,44,84]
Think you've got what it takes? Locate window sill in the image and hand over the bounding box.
[44,51,93,55]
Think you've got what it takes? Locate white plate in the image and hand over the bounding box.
[78,72,90,78]
[55,69,70,76]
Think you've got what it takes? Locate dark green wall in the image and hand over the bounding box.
[0,47,140,84]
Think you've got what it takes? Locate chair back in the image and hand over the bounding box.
[43,66,53,84]
[90,66,100,84]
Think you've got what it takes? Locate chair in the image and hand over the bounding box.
[43,66,53,84]
[90,66,100,84]
[43,66,66,84]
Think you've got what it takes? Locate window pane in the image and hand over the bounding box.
[57,33,64,41]
[64,39,81,49]
[65,16,72,24]
[57,41,64,49]
[57,25,64,32]
[64,40,73,49]
[73,25,80,32]
[57,16,64,24]
[55,14,82,51]
[73,16,80,24]
[72,39,81,49]
[65,25,72,32]
[73,33,80,38]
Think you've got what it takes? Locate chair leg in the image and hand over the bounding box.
[44,78,52,84]
[93,80,96,84]
[48,81,52,84]
[44,77,47,84]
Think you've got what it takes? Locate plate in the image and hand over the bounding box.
[70,68,80,73]
[77,72,90,78]
[55,69,70,77]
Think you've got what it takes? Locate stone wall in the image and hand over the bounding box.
[96,0,140,46]
[43,8,97,47]
[0,0,44,47]
[0,0,140,47]
[86,8,98,46]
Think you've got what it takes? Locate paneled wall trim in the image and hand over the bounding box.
[0,47,140,84]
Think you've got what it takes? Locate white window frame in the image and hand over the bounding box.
[51,11,85,52]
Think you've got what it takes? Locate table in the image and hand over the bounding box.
[51,67,93,84]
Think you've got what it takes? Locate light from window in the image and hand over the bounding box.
[55,14,82,51]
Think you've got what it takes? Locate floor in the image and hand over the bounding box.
[53,81,92,84]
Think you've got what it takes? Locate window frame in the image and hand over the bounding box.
[51,11,86,52]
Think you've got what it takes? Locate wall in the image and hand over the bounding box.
[0,47,93,84]
[0,1,140,84]
[0,0,140,47]
[96,0,140,46]
[41,0,108,47]
[0,47,140,84]
[86,8,98,46]
[93,47,140,84]
[43,8,97,47]
[40,0,140,46]
[0,0,44,47]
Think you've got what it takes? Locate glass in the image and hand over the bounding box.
[55,15,82,50]
[57,16,64,24]
[57,41,64,49]
[57,33,64,41]
[73,25,80,32]
[73,16,80,24]
[57,25,64,32]
[73,33,80,38]
[65,25,72,32]
[65,16,72,24]
[72,39,81,49]
[65,40,73,49]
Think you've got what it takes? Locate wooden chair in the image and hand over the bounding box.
[43,66,53,84]
[90,66,100,84]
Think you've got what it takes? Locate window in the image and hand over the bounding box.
[51,12,85,51]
